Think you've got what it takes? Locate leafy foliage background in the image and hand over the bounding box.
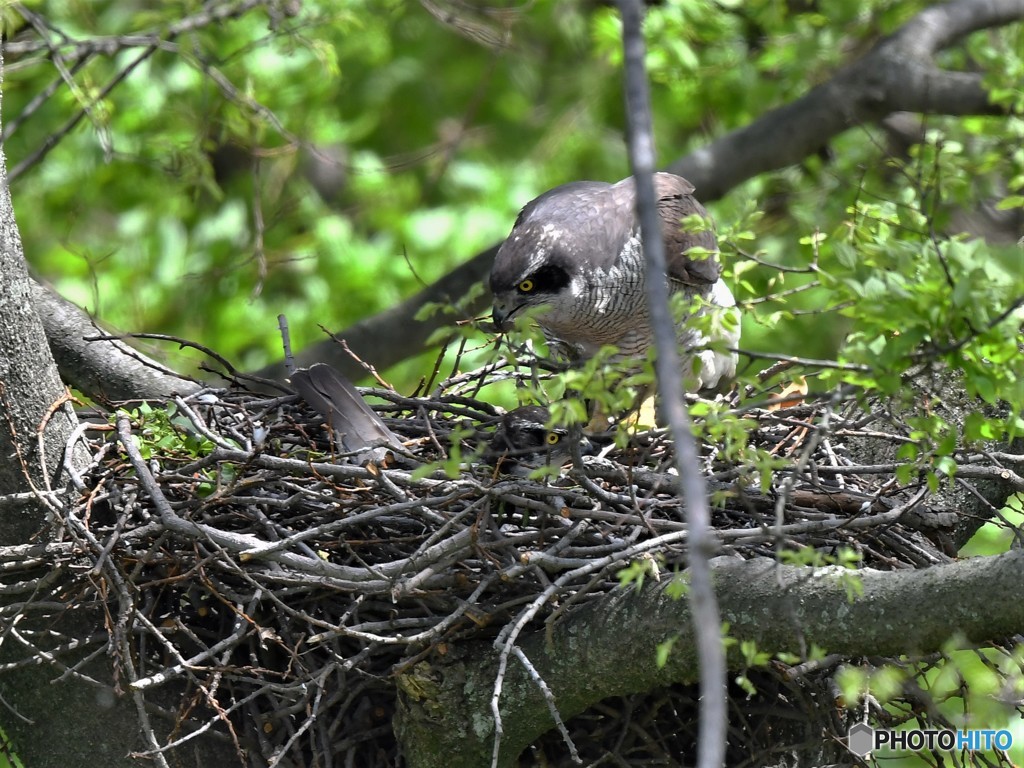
[2,2,1023,764]
[8,1,1019,389]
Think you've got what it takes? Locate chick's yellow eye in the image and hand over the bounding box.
[546,432,561,445]
[518,278,535,293]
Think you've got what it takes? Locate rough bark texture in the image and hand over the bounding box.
[396,550,1024,768]
[0,57,234,768]
[843,368,1024,551]
[0,94,84,544]
[2,3,1021,767]
[0,60,152,768]
[0,603,237,768]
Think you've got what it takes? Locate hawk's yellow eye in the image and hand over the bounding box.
[518,278,535,293]
[546,432,561,445]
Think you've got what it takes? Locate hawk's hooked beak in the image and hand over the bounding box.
[492,301,514,331]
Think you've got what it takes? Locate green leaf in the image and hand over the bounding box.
[964,412,998,441]
[665,574,689,600]
[656,637,677,669]
[995,194,1024,210]
[895,463,916,485]
[866,334,886,355]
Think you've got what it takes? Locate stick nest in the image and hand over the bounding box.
[7,363,1015,768]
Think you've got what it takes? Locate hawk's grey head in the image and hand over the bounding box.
[489,172,739,390]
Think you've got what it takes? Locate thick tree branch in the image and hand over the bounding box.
[32,280,201,402]
[0,50,233,768]
[305,0,1023,381]
[30,0,1024,395]
[669,0,1024,197]
[252,245,498,383]
[0,92,85,539]
[396,549,1024,768]
[901,0,1024,52]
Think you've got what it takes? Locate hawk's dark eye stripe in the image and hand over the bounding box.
[521,264,570,294]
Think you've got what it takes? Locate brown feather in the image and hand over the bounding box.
[653,173,721,287]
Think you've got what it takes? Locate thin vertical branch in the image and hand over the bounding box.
[616,2,727,767]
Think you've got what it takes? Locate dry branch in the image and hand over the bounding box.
[1,356,1019,767]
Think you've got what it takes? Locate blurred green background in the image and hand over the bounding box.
[4,0,1018,393]
[2,1,1023,765]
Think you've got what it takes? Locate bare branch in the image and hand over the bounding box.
[401,549,1024,767]
[26,1,1022,388]
[5,358,1015,767]
[617,3,726,768]
[31,280,201,402]
[669,0,1024,198]
[253,246,496,383]
[288,0,1024,379]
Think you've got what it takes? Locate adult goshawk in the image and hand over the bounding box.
[490,172,739,391]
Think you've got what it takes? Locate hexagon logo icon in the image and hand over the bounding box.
[848,722,874,756]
